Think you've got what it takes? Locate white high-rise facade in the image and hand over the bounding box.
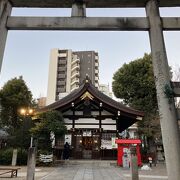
[46,49,99,105]
[99,84,113,98]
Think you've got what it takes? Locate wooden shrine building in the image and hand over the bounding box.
[41,77,144,159]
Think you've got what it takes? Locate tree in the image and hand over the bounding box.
[31,110,67,152]
[113,54,157,113]
[0,76,33,132]
[112,54,161,149]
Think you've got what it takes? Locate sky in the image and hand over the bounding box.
[0,7,180,99]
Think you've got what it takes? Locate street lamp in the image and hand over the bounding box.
[19,108,34,148]
[19,108,36,180]
[20,108,34,116]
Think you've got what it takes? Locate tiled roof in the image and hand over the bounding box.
[40,80,144,117]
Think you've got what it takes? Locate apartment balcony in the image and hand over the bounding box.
[71,58,80,65]
[59,53,67,58]
[95,76,99,81]
[71,64,80,72]
[95,82,99,88]
[57,87,66,93]
[58,67,66,71]
[58,60,66,65]
[71,71,80,78]
[71,84,79,92]
[95,56,99,60]
[71,78,79,86]
[57,81,66,86]
[95,62,99,67]
[58,74,66,79]
[95,69,99,74]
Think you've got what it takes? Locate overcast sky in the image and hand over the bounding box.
[0,7,180,98]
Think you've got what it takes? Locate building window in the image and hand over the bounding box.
[102,133,116,141]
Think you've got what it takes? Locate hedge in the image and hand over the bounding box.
[0,148,28,165]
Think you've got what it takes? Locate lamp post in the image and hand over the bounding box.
[20,108,36,180]
[19,108,34,164]
[20,108,34,117]
[20,108,34,144]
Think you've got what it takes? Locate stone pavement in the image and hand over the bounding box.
[120,163,167,180]
[41,161,125,180]
[0,161,167,180]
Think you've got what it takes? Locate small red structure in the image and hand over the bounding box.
[115,139,142,166]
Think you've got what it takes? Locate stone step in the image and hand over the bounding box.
[54,160,117,167]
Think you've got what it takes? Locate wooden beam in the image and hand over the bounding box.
[65,123,116,125]
[64,115,116,119]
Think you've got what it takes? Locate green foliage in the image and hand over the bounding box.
[112,53,157,113]
[17,148,28,165]
[31,110,67,152]
[0,76,33,131]
[0,148,13,165]
[0,76,35,150]
[0,148,28,165]
[163,83,174,104]
[112,53,160,139]
[6,118,32,149]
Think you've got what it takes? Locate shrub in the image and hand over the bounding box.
[0,148,28,165]
[0,148,13,165]
[17,148,28,165]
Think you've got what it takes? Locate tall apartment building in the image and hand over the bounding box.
[99,84,113,98]
[37,97,47,108]
[46,49,99,105]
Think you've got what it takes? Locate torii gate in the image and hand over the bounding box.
[0,0,180,179]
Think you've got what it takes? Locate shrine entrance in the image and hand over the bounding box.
[82,136,93,159]
[74,129,100,159]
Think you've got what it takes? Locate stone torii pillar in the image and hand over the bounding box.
[146,0,180,179]
[0,0,12,72]
[71,0,86,17]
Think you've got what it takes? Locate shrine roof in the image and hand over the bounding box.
[39,78,144,132]
[40,78,144,117]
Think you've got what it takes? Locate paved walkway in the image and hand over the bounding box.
[41,161,125,180]
[0,161,167,180]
